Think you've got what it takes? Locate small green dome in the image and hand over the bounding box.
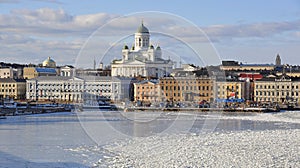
[149,45,154,49]
[42,56,56,68]
[123,45,129,50]
[156,46,161,50]
[131,46,135,50]
[136,22,149,34]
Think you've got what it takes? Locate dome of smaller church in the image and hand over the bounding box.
[123,45,129,50]
[136,22,149,34]
[156,46,161,50]
[42,57,56,68]
[149,45,154,49]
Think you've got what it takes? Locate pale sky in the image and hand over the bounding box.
[0,0,300,67]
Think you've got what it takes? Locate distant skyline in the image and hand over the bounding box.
[0,0,300,67]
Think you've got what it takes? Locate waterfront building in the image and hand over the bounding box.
[133,79,161,104]
[215,80,246,100]
[0,78,26,99]
[159,76,214,103]
[26,76,131,103]
[26,76,83,102]
[23,67,57,79]
[254,75,300,104]
[111,22,173,78]
[80,76,131,102]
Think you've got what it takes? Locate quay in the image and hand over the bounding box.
[0,104,73,117]
[123,107,280,113]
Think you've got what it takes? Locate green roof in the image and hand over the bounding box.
[136,23,149,34]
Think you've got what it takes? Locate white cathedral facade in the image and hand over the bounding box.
[111,22,173,78]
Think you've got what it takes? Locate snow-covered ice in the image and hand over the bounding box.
[94,129,300,167]
[0,111,300,167]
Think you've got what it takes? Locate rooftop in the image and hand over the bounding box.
[35,68,57,74]
[0,78,26,83]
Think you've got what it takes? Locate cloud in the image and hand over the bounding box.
[30,0,63,4]
[3,8,299,42]
[0,8,117,36]
[202,20,300,40]
[0,33,34,44]
[1,8,300,67]
[0,0,19,3]
[0,0,63,4]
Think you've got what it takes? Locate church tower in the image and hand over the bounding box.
[275,54,281,66]
[134,21,150,51]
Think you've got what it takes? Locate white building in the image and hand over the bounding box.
[111,22,173,78]
[26,76,132,103]
[0,68,14,78]
[0,67,21,78]
[60,65,75,77]
[254,75,300,104]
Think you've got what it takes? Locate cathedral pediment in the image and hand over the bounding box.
[125,59,146,65]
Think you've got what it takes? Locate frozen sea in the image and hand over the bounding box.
[0,110,300,167]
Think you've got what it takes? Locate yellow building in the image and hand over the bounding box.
[159,76,214,103]
[276,72,300,78]
[133,80,161,104]
[216,80,245,99]
[0,78,26,100]
[221,61,274,71]
[23,67,57,79]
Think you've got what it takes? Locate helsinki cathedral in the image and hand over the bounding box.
[111,22,173,78]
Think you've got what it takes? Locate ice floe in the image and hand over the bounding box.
[93,129,300,167]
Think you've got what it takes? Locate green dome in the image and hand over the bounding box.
[136,23,149,33]
[42,56,56,68]
[156,46,161,50]
[123,45,129,50]
[149,45,154,49]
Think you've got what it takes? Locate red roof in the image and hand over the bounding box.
[239,73,263,80]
